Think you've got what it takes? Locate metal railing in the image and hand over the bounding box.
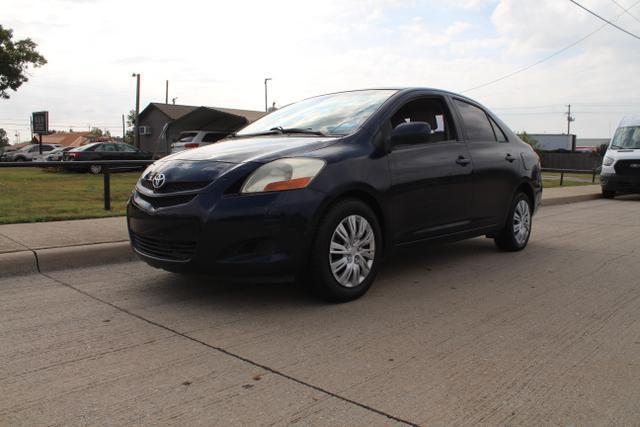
[541,167,601,186]
[0,160,154,211]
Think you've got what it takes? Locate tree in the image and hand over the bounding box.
[0,25,47,99]
[517,131,541,152]
[124,109,136,144]
[597,143,609,158]
[0,128,9,147]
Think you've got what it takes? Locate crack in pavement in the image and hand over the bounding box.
[39,271,419,426]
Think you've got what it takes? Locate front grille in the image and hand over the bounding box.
[136,191,196,209]
[614,160,640,176]
[140,179,210,194]
[131,232,196,261]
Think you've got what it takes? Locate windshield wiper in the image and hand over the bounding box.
[269,126,327,136]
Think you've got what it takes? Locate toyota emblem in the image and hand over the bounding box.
[152,173,166,190]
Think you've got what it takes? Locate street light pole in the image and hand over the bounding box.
[264,78,272,112]
[132,73,141,149]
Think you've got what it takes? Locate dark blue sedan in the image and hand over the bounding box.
[127,88,542,301]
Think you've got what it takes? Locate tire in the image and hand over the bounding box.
[495,192,532,252]
[602,189,616,199]
[308,199,383,302]
[89,164,102,175]
[14,156,26,162]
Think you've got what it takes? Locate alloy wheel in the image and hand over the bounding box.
[329,215,376,288]
[513,199,531,246]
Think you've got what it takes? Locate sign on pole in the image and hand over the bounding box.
[32,111,49,155]
[32,111,49,134]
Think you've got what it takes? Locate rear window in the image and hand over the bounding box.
[75,143,101,151]
[202,132,227,143]
[178,132,198,142]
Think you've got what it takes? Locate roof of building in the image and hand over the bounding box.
[41,132,94,147]
[141,103,266,122]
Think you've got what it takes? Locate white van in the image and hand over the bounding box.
[600,116,640,199]
[169,130,229,154]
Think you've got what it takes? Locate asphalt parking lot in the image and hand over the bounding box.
[2,196,640,426]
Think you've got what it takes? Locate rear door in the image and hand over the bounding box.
[452,98,520,228]
[387,95,475,243]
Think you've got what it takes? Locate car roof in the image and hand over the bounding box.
[619,116,640,127]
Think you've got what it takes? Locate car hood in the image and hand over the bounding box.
[610,148,640,159]
[161,135,340,164]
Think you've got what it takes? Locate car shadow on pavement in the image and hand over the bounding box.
[137,237,498,308]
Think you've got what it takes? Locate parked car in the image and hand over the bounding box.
[600,116,640,198]
[63,142,152,174]
[3,144,61,161]
[170,130,230,154]
[128,88,542,301]
[33,146,75,162]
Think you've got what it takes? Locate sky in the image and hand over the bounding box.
[1,0,640,143]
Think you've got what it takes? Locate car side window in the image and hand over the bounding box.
[43,145,54,152]
[389,97,457,143]
[454,99,496,142]
[117,144,137,152]
[489,116,508,142]
[99,144,116,152]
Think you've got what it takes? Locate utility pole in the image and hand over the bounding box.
[122,114,126,141]
[566,104,575,135]
[165,80,169,104]
[264,78,272,112]
[132,73,141,149]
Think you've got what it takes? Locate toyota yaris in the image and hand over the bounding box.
[128,88,542,301]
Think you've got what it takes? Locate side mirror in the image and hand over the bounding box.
[390,121,432,146]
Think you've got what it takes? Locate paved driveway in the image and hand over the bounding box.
[2,196,640,426]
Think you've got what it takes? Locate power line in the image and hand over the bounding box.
[568,0,640,40]
[463,0,640,93]
[610,0,640,23]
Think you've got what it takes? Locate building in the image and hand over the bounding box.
[137,103,267,156]
[39,131,95,147]
[528,134,576,151]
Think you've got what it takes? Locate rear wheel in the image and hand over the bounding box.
[89,164,102,175]
[495,193,532,252]
[602,189,616,199]
[308,199,382,302]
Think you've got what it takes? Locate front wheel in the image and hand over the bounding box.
[495,193,532,252]
[308,199,382,302]
[89,164,102,175]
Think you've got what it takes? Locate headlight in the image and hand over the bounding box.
[241,158,325,193]
[603,156,615,166]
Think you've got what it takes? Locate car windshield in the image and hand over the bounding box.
[611,126,640,149]
[19,145,35,152]
[236,89,398,137]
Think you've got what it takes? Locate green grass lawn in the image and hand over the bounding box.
[0,168,141,224]
[542,172,599,188]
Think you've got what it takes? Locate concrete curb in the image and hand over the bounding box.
[541,193,602,207]
[0,251,39,277]
[0,241,136,278]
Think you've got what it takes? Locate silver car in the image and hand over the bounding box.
[169,130,229,153]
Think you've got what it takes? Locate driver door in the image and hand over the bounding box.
[388,96,474,243]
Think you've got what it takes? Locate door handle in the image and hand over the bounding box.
[505,154,516,162]
[456,156,471,166]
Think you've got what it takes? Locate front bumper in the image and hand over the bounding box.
[600,172,640,193]
[127,185,327,280]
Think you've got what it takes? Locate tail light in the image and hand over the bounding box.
[184,143,199,149]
